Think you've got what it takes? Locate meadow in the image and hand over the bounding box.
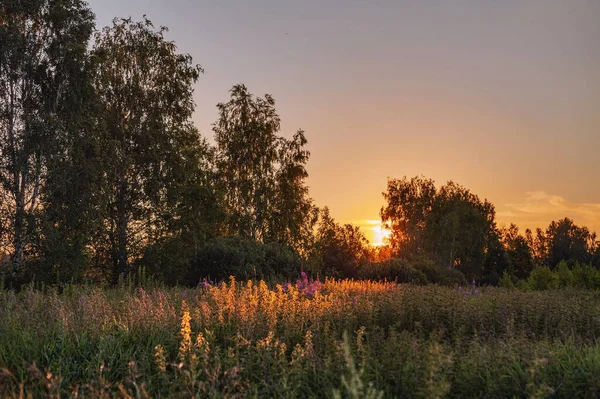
[1,277,600,398]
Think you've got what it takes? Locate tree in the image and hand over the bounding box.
[525,227,546,266]
[90,17,209,283]
[0,0,94,278]
[214,84,317,251]
[380,176,436,256]
[381,176,499,279]
[544,218,595,268]
[425,181,496,277]
[483,228,511,284]
[310,207,370,278]
[36,91,106,282]
[502,224,534,279]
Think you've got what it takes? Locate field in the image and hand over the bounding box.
[1,278,600,398]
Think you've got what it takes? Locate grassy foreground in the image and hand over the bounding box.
[1,279,600,398]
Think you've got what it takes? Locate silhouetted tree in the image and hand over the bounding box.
[310,207,370,278]
[214,84,317,251]
[90,17,209,283]
[483,229,511,284]
[425,181,496,276]
[544,218,595,268]
[381,176,498,278]
[0,0,94,278]
[380,175,436,256]
[502,224,535,278]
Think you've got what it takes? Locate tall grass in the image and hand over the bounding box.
[1,279,600,397]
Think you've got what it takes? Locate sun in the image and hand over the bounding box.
[368,221,391,247]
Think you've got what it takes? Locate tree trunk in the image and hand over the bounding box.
[11,174,26,277]
[112,176,129,284]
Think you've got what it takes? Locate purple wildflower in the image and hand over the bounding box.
[198,278,212,289]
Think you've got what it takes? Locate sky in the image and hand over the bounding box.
[88,0,600,244]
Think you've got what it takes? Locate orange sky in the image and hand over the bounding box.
[90,0,600,245]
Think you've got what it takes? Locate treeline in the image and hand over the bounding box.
[0,1,317,286]
[356,176,600,286]
[1,1,598,288]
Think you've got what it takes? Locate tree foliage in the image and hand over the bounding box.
[0,0,94,278]
[310,207,371,278]
[543,218,596,268]
[214,84,317,252]
[502,224,535,279]
[88,17,214,283]
[381,176,498,278]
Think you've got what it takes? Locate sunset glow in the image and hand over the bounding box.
[87,0,600,238]
[364,220,391,247]
[2,1,599,396]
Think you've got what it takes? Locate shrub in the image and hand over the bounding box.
[358,258,428,285]
[571,262,600,289]
[555,260,573,288]
[412,257,467,286]
[526,266,558,290]
[188,236,302,283]
[139,236,195,286]
[499,270,517,289]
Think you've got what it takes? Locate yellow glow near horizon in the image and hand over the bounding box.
[366,220,391,247]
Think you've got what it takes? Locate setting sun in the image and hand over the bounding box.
[365,220,391,247]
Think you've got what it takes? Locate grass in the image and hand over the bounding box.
[1,278,600,397]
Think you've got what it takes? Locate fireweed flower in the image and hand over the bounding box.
[198,278,213,289]
[459,279,480,296]
[286,273,322,297]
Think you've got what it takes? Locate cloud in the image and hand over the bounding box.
[499,191,600,232]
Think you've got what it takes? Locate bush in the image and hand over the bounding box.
[358,258,428,285]
[139,236,195,286]
[526,266,558,290]
[572,262,600,289]
[555,260,573,288]
[188,236,302,283]
[411,257,467,286]
[499,270,517,289]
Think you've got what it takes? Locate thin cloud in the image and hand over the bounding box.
[499,191,600,232]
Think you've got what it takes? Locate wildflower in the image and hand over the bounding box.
[198,278,213,289]
[154,345,167,372]
[179,301,192,361]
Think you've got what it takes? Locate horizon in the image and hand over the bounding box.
[87,0,600,245]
